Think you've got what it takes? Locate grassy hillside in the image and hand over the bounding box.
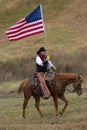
[0,0,87,81]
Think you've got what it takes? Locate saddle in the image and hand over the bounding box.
[29,71,55,98]
[29,70,55,88]
[29,74,38,88]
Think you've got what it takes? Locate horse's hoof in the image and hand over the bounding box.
[22,115,25,118]
[40,114,43,118]
[51,121,58,125]
[56,113,58,116]
[59,111,63,115]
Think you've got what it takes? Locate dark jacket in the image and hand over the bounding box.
[36,61,48,72]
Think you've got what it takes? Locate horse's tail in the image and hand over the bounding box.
[17,80,25,95]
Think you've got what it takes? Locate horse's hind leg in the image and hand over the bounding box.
[23,98,29,118]
[59,94,68,115]
[34,96,43,117]
[23,92,31,118]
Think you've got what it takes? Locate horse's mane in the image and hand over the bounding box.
[55,73,77,80]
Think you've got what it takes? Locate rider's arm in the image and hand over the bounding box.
[48,60,53,68]
[36,56,43,66]
[48,60,56,71]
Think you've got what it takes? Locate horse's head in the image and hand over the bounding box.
[72,74,83,96]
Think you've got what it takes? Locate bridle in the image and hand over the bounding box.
[66,74,82,93]
[66,85,75,93]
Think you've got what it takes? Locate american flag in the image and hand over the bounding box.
[6,5,45,41]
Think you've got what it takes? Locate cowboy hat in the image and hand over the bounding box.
[37,47,47,54]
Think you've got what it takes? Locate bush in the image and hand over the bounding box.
[0,47,86,82]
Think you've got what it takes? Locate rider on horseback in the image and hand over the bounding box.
[36,47,56,72]
[36,47,56,99]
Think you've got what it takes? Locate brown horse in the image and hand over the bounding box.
[17,73,83,118]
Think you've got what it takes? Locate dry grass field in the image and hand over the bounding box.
[0,80,87,130]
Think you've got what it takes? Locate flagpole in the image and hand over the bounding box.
[40,4,48,51]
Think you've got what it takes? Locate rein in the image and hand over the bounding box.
[66,74,79,93]
[66,85,75,93]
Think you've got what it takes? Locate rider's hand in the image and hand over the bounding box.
[45,55,50,61]
[51,65,56,71]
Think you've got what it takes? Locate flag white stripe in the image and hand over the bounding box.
[8,28,44,40]
[6,21,43,34]
[6,20,43,33]
[7,24,44,37]
[9,19,26,29]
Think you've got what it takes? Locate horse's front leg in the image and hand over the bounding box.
[34,96,43,117]
[59,94,68,115]
[53,94,58,116]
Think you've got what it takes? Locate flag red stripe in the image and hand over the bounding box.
[6,21,43,34]
[7,26,44,38]
[16,18,25,24]
[9,30,44,41]
[8,22,26,30]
